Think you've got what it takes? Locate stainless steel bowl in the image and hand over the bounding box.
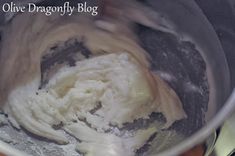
[0,0,234,156]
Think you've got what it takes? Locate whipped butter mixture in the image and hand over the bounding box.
[5,52,186,156]
[0,1,187,155]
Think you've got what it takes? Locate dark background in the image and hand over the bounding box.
[195,0,235,88]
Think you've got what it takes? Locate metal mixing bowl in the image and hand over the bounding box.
[0,0,234,156]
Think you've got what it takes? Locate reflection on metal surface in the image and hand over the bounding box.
[215,113,235,156]
[205,132,217,156]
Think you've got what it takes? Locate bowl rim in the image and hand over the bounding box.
[155,89,235,156]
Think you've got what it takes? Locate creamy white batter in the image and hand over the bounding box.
[4,52,186,156]
[0,3,188,154]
